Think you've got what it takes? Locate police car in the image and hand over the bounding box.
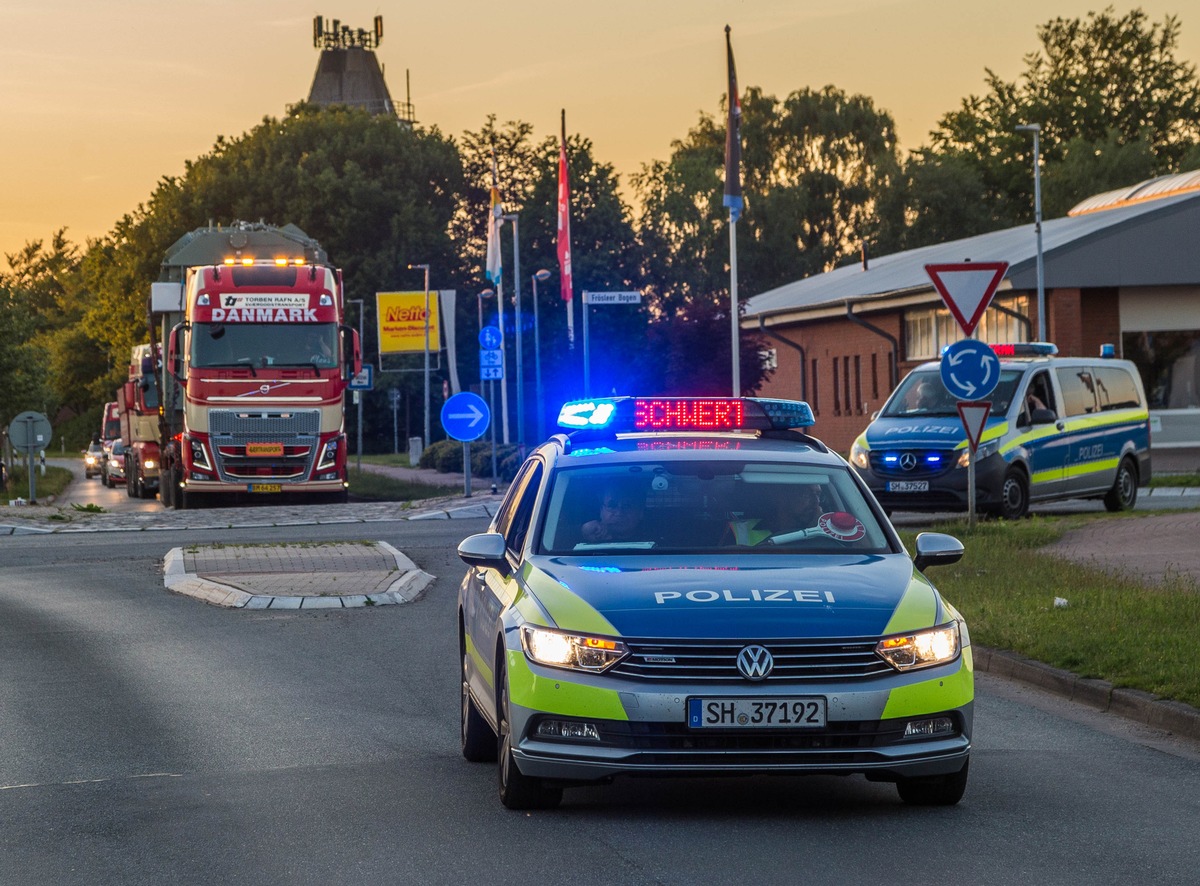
[849,344,1152,518]
[457,396,972,809]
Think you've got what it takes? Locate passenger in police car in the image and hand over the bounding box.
[580,481,647,543]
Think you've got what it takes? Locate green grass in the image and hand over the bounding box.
[1150,472,1200,488]
[346,466,449,502]
[3,465,72,504]
[353,453,414,468]
[902,514,1200,709]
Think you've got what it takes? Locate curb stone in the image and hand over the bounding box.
[975,646,1200,743]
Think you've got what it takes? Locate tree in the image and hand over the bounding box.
[634,85,902,393]
[912,7,1200,241]
[75,104,466,451]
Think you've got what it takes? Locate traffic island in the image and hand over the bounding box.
[163,540,433,609]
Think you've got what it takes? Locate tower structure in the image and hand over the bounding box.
[307,16,415,124]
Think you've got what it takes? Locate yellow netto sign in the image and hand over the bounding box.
[376,291,441,355]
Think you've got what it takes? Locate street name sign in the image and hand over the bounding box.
[583,291,642,305]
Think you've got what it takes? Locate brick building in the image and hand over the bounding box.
[743,173,1200,458]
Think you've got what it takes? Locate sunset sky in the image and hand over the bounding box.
[3,0,1197,262]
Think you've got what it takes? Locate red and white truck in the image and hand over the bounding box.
[147,222,361,509]
[101,401,120,443]
[119,344,162,498]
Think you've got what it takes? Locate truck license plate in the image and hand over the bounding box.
[249,484,282,493]
[246,442,284,457]
[887,480,929,492]
[687,697,826,729]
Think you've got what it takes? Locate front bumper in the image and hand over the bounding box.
[855,455,1008,512]
[506,649,973,784]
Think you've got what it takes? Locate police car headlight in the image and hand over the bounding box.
[849,441,869,469]
[957,440,999,468]
[521,626,629,673]
[876,623,960,671]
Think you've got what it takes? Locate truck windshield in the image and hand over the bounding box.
[191,323,338,369]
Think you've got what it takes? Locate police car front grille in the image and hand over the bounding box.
[868,450,954,478]
[612,637,892,682]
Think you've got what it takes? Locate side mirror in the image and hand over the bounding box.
[457,532,510,577]
[1030,407,1057,425]
[167,323,186,383]
[340,325,362,381]
[913,532,964,572]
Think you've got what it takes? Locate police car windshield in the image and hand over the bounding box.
[881,370,1023,417]
[538,461,892,555]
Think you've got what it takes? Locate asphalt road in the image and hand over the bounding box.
[2,517,1199,885]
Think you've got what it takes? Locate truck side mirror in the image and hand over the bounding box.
[340,326,362,380]
[167,323,187,383]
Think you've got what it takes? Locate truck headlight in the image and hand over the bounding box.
[849,440,869,469]
[521,626,628,673]
[876,623,960,671]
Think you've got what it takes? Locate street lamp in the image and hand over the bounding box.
[407,263,432,449]
[531,269,551,442]
[502,213,524,451]
[1015,123,1046,341]
[478,288,499,492]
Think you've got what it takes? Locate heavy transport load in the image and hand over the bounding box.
[144,222,361,509]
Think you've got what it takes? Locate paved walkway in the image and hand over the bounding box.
[1048,511,1200,588]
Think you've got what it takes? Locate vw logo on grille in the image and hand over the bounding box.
[900,452,918,471]
[736,645,774,681]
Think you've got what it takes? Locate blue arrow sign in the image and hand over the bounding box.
[940,339,1000,401]
[479,326,502,350]
[441,391,490,441]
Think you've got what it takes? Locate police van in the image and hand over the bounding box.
[849,344,1152,518]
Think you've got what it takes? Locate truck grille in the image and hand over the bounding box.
[208,410,321,484]
[611,637,892,683]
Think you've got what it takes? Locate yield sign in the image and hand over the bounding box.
[956,400,993,453]
[925,262,1009,336]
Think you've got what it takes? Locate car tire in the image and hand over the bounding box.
[462,655,497,763]
[998,468,1029,520]
[1103,458,1138,512]
[896,759,969,806]
[496,662,562,810]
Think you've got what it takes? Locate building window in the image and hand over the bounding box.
[810,359,819,414]
[832,357,841,415]
[1123,330,1200,409]
[854,355,863,415]
[904,296,1031,360]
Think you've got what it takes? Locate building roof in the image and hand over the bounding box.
[744,188,1200,323]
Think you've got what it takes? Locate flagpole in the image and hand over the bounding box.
[723,25,743,397]
[730,220,740,395]
[560,110,575,353]
[497,275,510,444]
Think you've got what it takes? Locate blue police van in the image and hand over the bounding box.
[849,344,1152,518]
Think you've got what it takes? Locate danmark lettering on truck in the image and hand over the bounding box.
[209,307,318,322]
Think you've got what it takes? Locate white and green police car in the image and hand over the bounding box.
[850,344,1152,518]
[457,396,972,809]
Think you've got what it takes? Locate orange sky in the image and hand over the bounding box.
[2,0,1197,263]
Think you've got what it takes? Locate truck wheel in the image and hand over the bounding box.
[999,468,1029,520]
[1104,458,1138,512]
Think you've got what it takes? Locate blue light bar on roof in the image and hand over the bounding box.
[990,342,1058,357]
[556,397,815,433]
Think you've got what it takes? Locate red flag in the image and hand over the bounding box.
[556,113,574,303]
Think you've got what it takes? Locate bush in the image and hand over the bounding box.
[419,439,523,481]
